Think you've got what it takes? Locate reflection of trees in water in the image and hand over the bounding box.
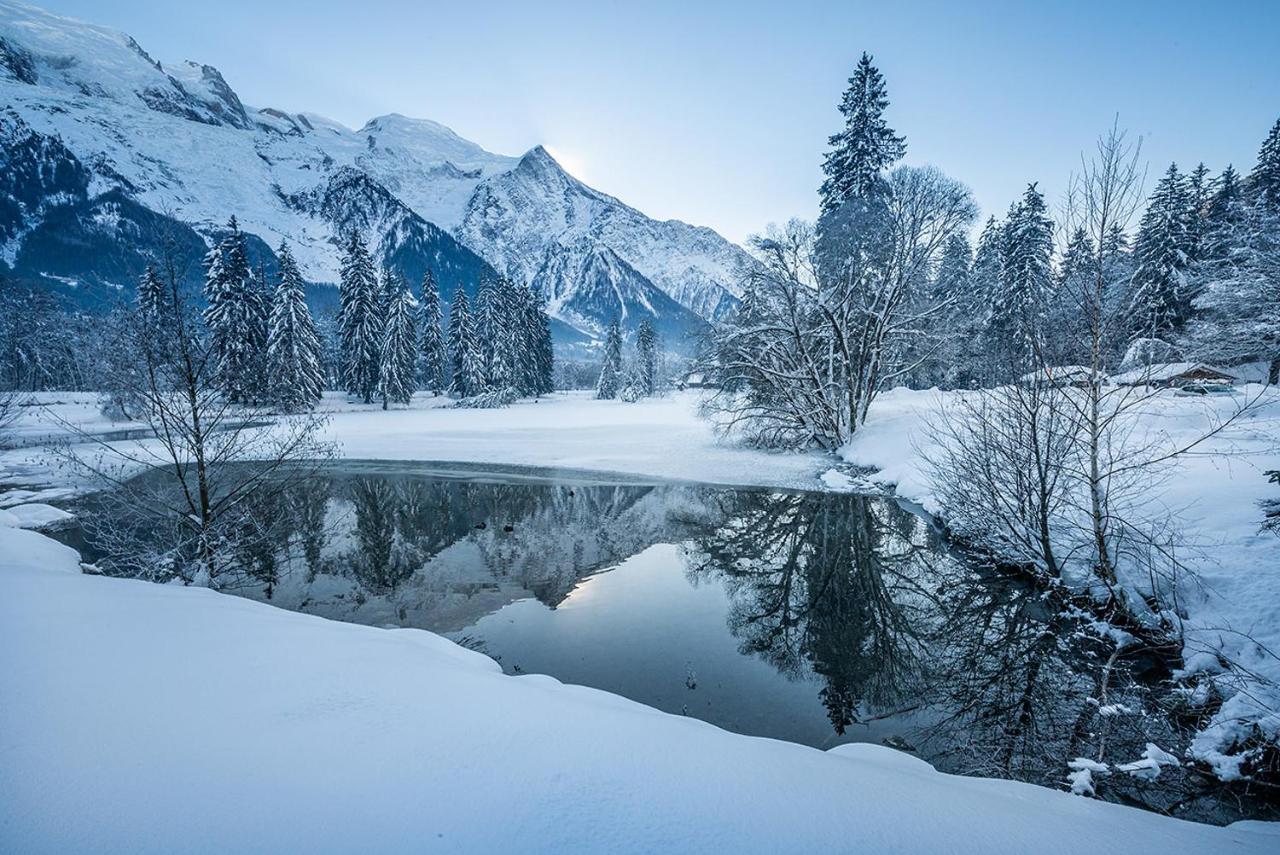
[685,491,936,734]
[686,488,1218,815]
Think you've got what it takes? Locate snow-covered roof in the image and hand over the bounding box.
[1018,365,1095,384]
[1110,362,1237,385]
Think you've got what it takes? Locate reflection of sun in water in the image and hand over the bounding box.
[542,145,586,181]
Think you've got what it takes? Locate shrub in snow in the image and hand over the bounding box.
[1119,338,1179,372]
[454,387,519,409]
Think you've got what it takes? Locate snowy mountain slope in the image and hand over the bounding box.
[532,237,709,344]
[0,0,749,347]
[459,146,747,320]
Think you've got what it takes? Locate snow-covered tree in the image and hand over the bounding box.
[377,284,417,408]
[266,242,323,412]
[596,317,623,399]
[1184,195,1280,382]
[336,232,381,404]
[1248,117,1280,208]
[203,216,268,404]
[417,270,446,395]
[1128,164,1194,336]
[634,319,658,397]
[448,287,484,397]
[988,184,1054,364]
[137,264,167,328]
[819,52,906,213]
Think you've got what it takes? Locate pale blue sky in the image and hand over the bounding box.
[38,0,1280,244]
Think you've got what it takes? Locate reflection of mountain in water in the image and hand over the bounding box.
[239,473,719,632]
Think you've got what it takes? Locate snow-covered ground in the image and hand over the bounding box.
[1,390,829,490]
[2,518,1276,853]
[841,385,1280,780]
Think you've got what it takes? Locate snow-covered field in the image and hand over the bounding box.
[2,386,1279,851]
[1,390,829,490]
[2,518,1276,854]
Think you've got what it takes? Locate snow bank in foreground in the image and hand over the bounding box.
[2,532,1276,853]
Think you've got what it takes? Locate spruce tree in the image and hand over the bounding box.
[266,242,323,412]
[1129,163,1193,336]
[819,52,906,213]
[417,270,447,395]
[989,185,1054,361]
[1186,162,1212,262]
[448,287,484,397]
[337,232,381,403]
[1249,117,1280,208]
[377,284,417,408]
[596,317,623,399]
[635,319,657,396]
[204,216,268,404]
[137,264,167,327]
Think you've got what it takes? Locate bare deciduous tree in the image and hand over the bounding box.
[703,165,976,448]
[53,234,334,586]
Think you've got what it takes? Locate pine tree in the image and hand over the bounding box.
[266,242,323,412]
[337,232,381,403]
[819,52,906,213]
[204,216,268,404]
[634,319,657,396]
[527,286,555,396]
[970,216,1003,304]
[989,184,1054,361]
[1129,163,1193,336]
[377,284,417,408]
[927,233,976,386]
[448,287,484,397]
[137,264,167,327]
[596,317,623,399]
[1249,117,1280,208]
[1186,162,1212,262]
[417,270,446,395]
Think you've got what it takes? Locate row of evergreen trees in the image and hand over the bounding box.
[336,231,554,406]
[595,317,660,401]
[918,117,1280,385]
[187,220,554,412]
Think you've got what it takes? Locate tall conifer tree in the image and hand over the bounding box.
[267,242,323,412]
[417,270,447,395]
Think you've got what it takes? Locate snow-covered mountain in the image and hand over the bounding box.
[0,0,750,350]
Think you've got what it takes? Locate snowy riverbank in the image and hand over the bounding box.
[842,385,1280,780]
[2,517,1276,853]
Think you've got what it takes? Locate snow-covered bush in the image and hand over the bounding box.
[453,387,519,409]
[1119,338,1179,372]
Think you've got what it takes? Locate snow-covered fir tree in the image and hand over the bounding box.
[136,264,166,328]
[448,287,484,397]
[1186,162,1212,262]
[1128,163,1194,336]
[1248,117,1280,208]
[266,242,323,412]
[336,232,381,404]
[634,319,658,397]
[928,233,980,385]
[596,317,623,399]
[521,285,555,396]
[417,270,447,395]
[377,283,417,409]
[203,216,268,404]
[988,184,1054,363]
[819,52,906,213]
